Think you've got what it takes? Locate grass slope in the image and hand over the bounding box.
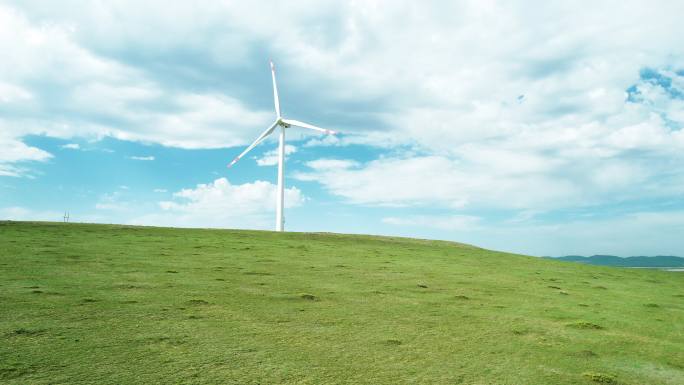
[1,221,682,385]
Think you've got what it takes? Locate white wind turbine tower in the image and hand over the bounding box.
[228,61,337,232]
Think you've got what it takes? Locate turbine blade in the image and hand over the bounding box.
[281,118,337,135]
[271,61,281,117]
[228,120,279,167]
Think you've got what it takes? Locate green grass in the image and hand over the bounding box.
[1,221,682,384]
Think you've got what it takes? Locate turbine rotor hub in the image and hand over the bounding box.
[277,118,290,128]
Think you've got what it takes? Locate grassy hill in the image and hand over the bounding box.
[1,221,682,384]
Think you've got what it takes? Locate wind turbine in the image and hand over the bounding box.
[228,61,337,232]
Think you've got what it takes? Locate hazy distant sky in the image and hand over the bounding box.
[2,1,684,256]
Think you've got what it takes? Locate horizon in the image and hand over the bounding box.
[2,1,684,257]
[5,219,684,260]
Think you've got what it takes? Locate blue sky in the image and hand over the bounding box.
[2,1,684,256]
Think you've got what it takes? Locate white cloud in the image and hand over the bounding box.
[305,158,359,171]
[296,155,581,209]
[129,155,155,161]
[3,1,683,157]
[303,132,407,149]
[303,135,341,147]
[382,214,481,231]
[0,82,32,103]
[112,93,273,149]
[95,192,129,211]
[0,130,52,177]
[131,177,305,228]
[0,165,22,177]
[61,143,80,150]
[0,206,63,222]
[255,144,297,166]
[153,188,167,193]
[295,156,467,207]
[0,4,273,154]
[0,132,52,164]
[295,147,684,211]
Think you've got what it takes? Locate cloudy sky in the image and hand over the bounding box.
[2,1,684,256]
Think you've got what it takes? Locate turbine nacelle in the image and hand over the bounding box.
[277,118,291,128]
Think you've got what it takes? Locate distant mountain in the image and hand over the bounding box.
[547,255,684,267]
